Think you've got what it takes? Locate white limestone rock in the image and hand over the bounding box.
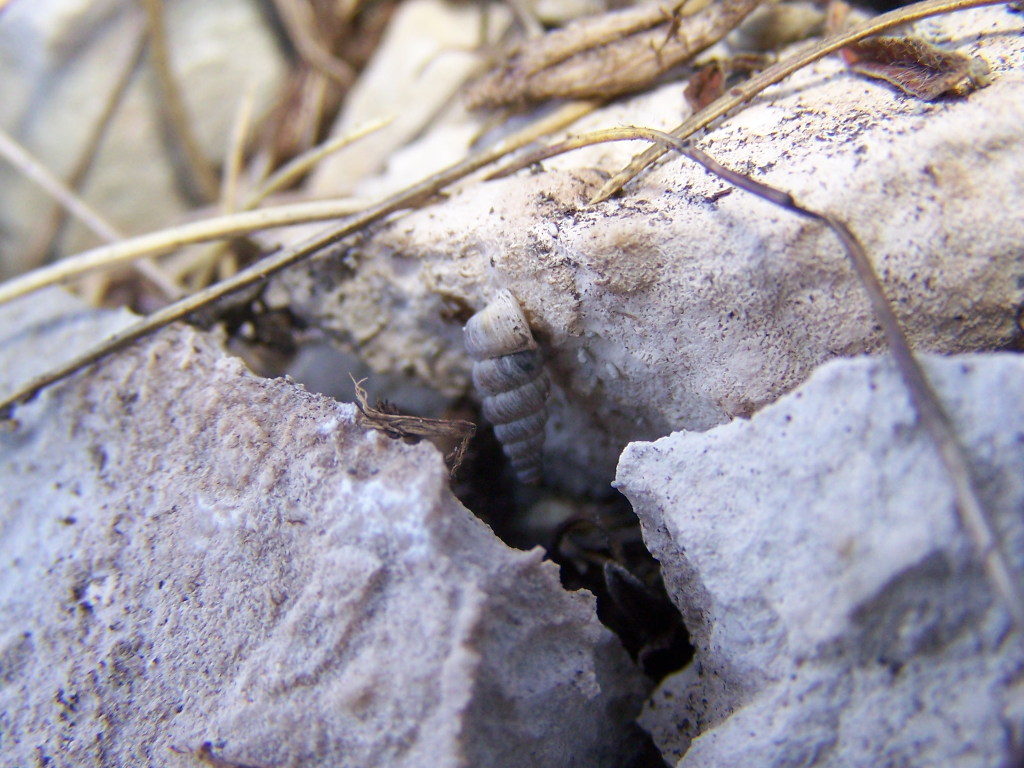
[616,353,1024,767]
[273,6,1024,492]
[0,290,650,768]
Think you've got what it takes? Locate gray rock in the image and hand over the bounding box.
[272,6,1024,493]
[0,290,650,768]
[616,354,1024,767]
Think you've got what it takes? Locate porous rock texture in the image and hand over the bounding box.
[616,353,1024,767]
[0,290,650,768]
[272,6,1024,492]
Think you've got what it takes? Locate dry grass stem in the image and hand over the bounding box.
[246,117,393,207]
[271,0,355,86]
[0,127,187,301]
[181,117,392,289]
[0,126,187,300]
[0,128,123,244]
[221,84,258,216]
[591,0,1010,204]
[21,29,147,270]
[0,199,367,306]
[142,0,220,203]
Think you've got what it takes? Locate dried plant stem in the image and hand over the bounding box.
[142,0,220,203]
[564,124,1024,630]
[191,85,261,286]
[22,29,147,270]
[0,129,123,244]
[270,0,355,86]
[245,117,393,207]
[591,0,1009,204]
[0,128,185,300]
[221,84,258,216]
[0,102,592,416]
[0,200,365,306]
[176,117,393,289]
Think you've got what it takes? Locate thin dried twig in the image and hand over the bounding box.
[186,84,261,288]
[0,118,387,304]
[352,377,476,474]
[172,117,393,289]
[591,0,1009,204]
[0,199,366,305]
[0,103,591,416]
[0,125,181,301]
[22,28,148,270]
[141,0,220,203]
[245,117,393,207]
[221,84,258,216]
[0,128,123,244]
[0,126,184,304]
[271,0,355,86]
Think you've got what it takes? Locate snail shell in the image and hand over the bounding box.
[464,290,549,484]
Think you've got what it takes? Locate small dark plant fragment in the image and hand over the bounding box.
[683,54,770,112]
[352,377,476,475]
[553,509,692,681]
[684,60,728,112]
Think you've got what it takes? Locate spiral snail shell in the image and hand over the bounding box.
[464,290,549,484]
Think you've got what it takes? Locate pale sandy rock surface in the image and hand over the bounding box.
[0,290,651,768]
[617,353,1024,767]
[273,6,1024,493]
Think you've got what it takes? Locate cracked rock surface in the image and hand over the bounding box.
[616,353,1024,767]
[0,290,650,768]
[272,5,1024,493]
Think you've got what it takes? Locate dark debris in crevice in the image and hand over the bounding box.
[452,426,693,685]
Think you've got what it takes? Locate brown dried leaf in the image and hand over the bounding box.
[683,54,767,112]
[351,377,476,475]
[465,0,763,107]
[841,34,991,100]
[684,60,727,112]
